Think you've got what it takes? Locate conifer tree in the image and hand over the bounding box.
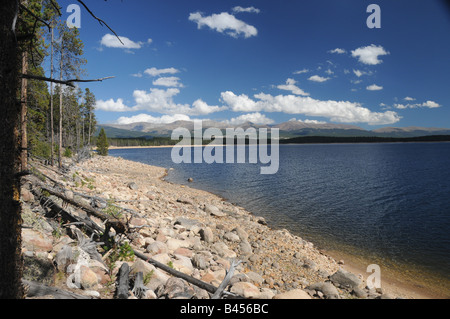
[96,128,109,156]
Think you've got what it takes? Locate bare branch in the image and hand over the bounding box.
[76,0,124,45]
[19,74,115,88]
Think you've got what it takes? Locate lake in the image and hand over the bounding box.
[109,142,450,294]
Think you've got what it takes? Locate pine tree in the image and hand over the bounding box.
[96,128,109,156]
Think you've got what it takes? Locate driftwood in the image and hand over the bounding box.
[131,272,148,299]
[116,263,130,299]
[38,183,127,236]
[132,249,243,299]
[33,187,104,236]
[211,259,242,299]
[23,280,93,299]
[73,228,105,266]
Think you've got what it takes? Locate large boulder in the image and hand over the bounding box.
[330,269,362,290]
[308,282,340,299]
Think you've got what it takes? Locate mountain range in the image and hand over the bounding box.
[97,121,450,139]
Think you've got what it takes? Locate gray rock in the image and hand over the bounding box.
[192,254,209,270]
[230,274,250,286]
[246,271,265,286]
[330,269,362,290]
[302,259,317,271]
[239,241,253,255]
[174,217,203,230]
[204,204,226,217]
[156,277,195,299]
[308,282,340,299]
[255,216,267,225]
[146,241,168,255]
[199,227,214,243]
[128,182,138,190]
[233,227,249,242]
[224,232,240,242]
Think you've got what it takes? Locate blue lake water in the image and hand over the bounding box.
[110,143,450,292]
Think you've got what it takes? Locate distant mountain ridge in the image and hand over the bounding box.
[97,120,450,139]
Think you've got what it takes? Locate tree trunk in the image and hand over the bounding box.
[50,25,54,166]
[58,49,63,168]
[0,0,24,299]
[20,50,28,171]
[88,111,92,147]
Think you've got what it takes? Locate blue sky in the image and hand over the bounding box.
[56,0,450,130]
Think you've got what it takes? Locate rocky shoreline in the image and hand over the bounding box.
[21,155,409,299]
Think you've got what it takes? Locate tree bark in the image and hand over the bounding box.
[0,0,24,299]
[50,25,54,166]
[20,49,28,171]
[58,48,63,168]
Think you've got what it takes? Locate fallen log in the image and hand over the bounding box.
[33,187,104,236]
[131,249,244,299]
[38,183,127,236]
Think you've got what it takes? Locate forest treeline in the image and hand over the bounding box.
[105,135,450,147]
[17,0,98,166]
[278,135,450,144]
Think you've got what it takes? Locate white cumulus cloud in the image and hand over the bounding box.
[293,69,309,74]
[422,101,441,108]
[394,100,441,109]
[101,34,143,49]
[366,84,383,91]
[351,44,389,65]
[328,48,346,54]
[308,75,331,83]
[153,77,184,88]
[98,88,227,117]
[189,11,258,38]
[226,112,274,125]
[232,6,260,14]
[144,67,180,77]
[95,98,132,112]
[220,91,401,125]
[117,114,191,125]
[277,78,309,96]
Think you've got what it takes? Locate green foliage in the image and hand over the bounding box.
[103,200,123,219]
[143,270,154,285]
[63,147,72,158]
[31,139,51,159]
[108,241,135,264]
[96,128,109,156]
